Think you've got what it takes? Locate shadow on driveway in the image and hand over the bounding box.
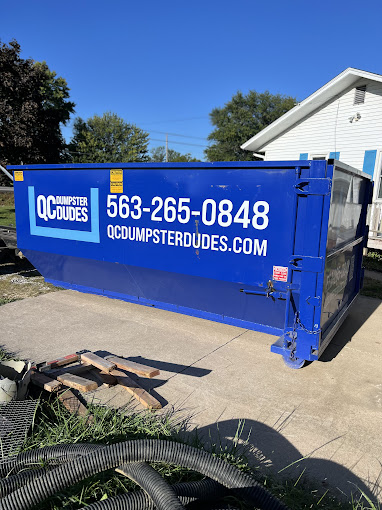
[320,296,381,362]
[195,417,381,504]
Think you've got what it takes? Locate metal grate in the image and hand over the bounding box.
[354,85,366,105]
[0,400,39,458]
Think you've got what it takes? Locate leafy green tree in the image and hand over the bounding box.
[150,146,200,162]
[205,90,296,161]
[0,39,75,180]
[69,113,150,163]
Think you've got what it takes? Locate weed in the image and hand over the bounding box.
[0,297,20,306]
[363,250,382,273]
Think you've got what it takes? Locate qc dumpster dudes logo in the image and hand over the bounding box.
[28,187,100,243]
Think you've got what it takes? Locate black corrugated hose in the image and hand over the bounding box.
[81,477,231,510]
[0,439,289,510]
[116,462,184,510]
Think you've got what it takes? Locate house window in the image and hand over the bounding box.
[354,85,366,105]
[311,153,329,160]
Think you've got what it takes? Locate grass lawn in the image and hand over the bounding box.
[0,191,15,226]
[361,250,382,299]
[0,204,16,226]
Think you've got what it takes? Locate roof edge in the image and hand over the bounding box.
[241,68,382,152]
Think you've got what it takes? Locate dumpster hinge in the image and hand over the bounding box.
[289,255,324,273]
[294,178,331,195]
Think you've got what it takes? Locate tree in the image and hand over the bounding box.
[205,90,296,161]
[150,146,200,162]
[0,39,75,178]
[69,113,150,163]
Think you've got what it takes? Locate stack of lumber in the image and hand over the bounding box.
[30,351,162,421]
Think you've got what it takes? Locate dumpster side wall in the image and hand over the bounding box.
[9,160,371,363]
[11,162,308,337]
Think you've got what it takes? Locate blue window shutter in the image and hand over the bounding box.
[362,150,377,178]
[299,153,309,160]
[329,152,340,159]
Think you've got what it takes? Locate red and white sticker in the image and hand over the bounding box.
[273,266,288,282]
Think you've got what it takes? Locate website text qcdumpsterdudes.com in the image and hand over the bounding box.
[107,225,268,257]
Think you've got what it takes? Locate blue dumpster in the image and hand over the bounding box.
[9,160,372,367]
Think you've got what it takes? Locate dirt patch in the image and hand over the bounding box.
[0,259,61,304]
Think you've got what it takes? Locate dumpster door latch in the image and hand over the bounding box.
[241,280,277,298]
[294,178,331,195]
[241,280,299,299]
[289,255,324,273]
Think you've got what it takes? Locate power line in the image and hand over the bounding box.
[141,116,209,125]
[149,137,208,148]
[149,129,208,141]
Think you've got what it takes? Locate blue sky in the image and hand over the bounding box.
[2,0,382,160]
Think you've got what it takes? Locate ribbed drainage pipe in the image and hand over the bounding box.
[0,440,288,510]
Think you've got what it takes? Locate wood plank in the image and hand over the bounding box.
[45,353,80,370]
[30,371,62,392]
[107,357,160,378]
[90,369,117,387]
[110,369,162,409]
[48,363,92,377]
[57,373,98,392]
[81,352,116,372]
[58,389,94,423]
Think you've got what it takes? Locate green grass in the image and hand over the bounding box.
[0,297,20,306]
[0,192,15,226]
[363,250,382,273]
[20,398,211,509]
[0,345,17,361]
[10,397,378,510]
[0,204,15,226]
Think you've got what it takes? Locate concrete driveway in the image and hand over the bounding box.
[1,290,381,502]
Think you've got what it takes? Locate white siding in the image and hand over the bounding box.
[261,78,382,173]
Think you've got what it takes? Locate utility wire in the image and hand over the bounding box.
[140,116,208,125]
[149,137,208,148]
[149,130,208,141]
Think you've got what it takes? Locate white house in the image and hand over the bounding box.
[241,68,382,249]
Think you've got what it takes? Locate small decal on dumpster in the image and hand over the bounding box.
[273,266,288,282]
[14,171,24,181]
[110,181,123,193]
[110,169,123,182]
[110,169,123,193]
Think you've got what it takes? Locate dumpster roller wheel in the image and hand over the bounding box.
[283,353,305,369]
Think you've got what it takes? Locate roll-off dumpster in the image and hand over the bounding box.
[9,160,372,367]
